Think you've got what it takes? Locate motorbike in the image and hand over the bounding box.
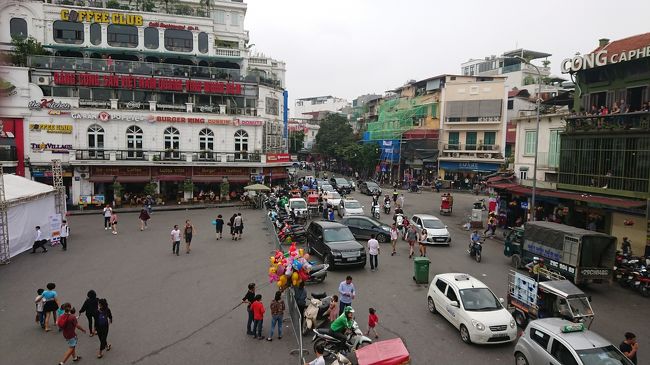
[467,238,483,262]
[371,204,381,219]
[409,183,420,193]
[312,320,372,357]
[331,352,352,365]
[278,222,307,244]
[303,292,332,335]
[383,200,391,214]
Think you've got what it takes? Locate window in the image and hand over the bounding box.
[524,131,537,156]
[198,32,208,53]
[548,130,561,168]
[507,99,514,110]
[529,328,551,350]
[266,97,279,116]
[230,12,239,26]
[234,129,248,160]
[144,27,159,49]
[164,127,180,159]
[448,132,459,149]
[466,132,477,150]
[53,21,84,44]
[87,124,104,158]
[551,340,578,365]
[199,128,214,158]
[126,125,143,159]
[10,18,28,39]
[519,170,528,180]
[107,24,138,48]
[215,10,225,24]
[435,279,447,293]
[164,29,193,52]
[90,23,101,45]
[445,287,458,303]
[483,132,496,146]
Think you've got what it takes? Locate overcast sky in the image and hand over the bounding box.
[245,0,650,112]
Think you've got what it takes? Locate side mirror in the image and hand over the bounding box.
[499,297,505,304]
[445,225,448,228]
[450,301,460,308]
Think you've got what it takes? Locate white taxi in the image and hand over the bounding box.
[427,273,517,344]
[338,199,364,217]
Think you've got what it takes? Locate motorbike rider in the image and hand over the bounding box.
[329,306,355,344]
[392,189,399,203]
[469,230,481,251]
[383,194,391,206]
[526,257,545,276]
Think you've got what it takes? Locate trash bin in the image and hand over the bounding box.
[413,257,430,284]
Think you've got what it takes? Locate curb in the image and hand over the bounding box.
[67,202,250,216]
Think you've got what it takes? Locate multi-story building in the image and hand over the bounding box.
[349,94,381,134]
[0,0,289,206]
[293,95,350,118]
[288,119,319,150]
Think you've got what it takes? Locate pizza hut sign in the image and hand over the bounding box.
[28,99,72,111]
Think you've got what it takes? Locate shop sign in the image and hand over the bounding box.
[561,45,650,73]
[31,142,72,153]
[234,119,264,126]
[193,167,222,176]
[221,167,248,175]
[125,101,142,109]
[153,166,188,175]
[439,161,500,172]
[60,9,143,26]
[151,115,207,124]
[29,124,73,134]
[72,112,144,122]
[54,72,242,95]
[91,166,150,176]
[266,153,291,163]
[79,100,110,108]
[28,98,72,112]
[148,21,198,31]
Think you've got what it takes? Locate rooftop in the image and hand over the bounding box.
[502,49,552,60]
[591,32,650,55]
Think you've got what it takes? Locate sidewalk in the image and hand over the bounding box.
[67,201,249,216]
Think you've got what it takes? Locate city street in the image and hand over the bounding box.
[0,188,648,364]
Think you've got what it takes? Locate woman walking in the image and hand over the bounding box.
[389,223,399,256]
[79,290,98,337]
[110,211,118,235]
[418,229,428,257]
[42,282,60,332]
[267,291,285,341]
[139,206,150,231]
[95,298,113,359]
[405,224,417,259]
[184,220,196,254]
[229,214,237,240]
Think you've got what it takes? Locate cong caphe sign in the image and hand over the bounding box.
[561,45,650,73]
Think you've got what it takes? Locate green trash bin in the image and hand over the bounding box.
[413,257,430,284]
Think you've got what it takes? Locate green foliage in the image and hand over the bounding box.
[10,37,50,67]
[336,143,379,175]
[314,114,355,157]
[144,183,157,196]
[182,180,195,192]
[289,131,305,153]
[106,0,120,8]
[111,182,124,198]
[175,4,193,15]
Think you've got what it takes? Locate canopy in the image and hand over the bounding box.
[4,174,55,205]
[356,338,410,365]
[539,280,586,299]
[243,183,271,192]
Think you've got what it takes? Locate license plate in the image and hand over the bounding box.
[616,275,622,278]
[341,252,357,258]
[629,276,634,279]
[635,281,641,285]
[491,334,509,338]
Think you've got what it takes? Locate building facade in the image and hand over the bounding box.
[0,0,289,206]
[293,95,350,118]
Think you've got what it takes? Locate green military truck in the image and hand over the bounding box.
[504,221,617,284]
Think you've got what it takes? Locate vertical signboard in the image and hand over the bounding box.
[48,213,62,246]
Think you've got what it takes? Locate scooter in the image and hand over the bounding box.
[371,204,380,219]
[305,264,329,284]
[312,320,372,357]
[383,201,391,214]
[303,292,332,335]
[467,238,483,262]
[331,353,352,365]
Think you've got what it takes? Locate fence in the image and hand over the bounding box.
[266,214,283,251]
[286,286,307,364]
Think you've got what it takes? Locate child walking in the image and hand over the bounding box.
[57,303,86,365]
[250,294,265,339]
[327,295,339,323]
[366,308,379,339]
[35,288,45,329]
[267,291,285,341]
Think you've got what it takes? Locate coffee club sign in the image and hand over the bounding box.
[60,9,143,26]
[561,45,650,73]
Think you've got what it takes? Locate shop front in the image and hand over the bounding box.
[89,166,152,205]
[263,166,288,185]
[439,161,502,189]
[152,167,190,203]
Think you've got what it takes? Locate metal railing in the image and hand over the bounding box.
[442,143,500,151]
[564,111,650,132]
[286,287,307,364]
[74,149,262,162]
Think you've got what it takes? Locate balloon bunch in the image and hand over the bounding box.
[269,242,312,289]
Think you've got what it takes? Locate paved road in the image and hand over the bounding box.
[0,187,648,365]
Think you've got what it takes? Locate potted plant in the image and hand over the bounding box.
[182,180,194,202]
[111,181,123,206]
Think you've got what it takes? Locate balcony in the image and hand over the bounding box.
[445,116,502,124]
[564,111,650,132]
[74,149,262,163]
[536,152,559,169]
[440,143,503,160]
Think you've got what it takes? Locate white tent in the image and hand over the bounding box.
[4,174,57,257]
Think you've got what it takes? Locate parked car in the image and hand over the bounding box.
[411,214,451,245]
[323,191,342,209]
[427,273,517,345]
[514,318,633,365]
[359,181,382,196]
[286,198,308,219]
[306,221,366,269]
[330,177,352,194]
[321,184,336,193]
[340,215,391,243]
[338,199,364,217]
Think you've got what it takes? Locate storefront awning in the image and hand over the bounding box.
[491,184,646,209]
[440,161,501,172]
[157,175,187,182]
[89,176,114,183]
[116,176,150,183]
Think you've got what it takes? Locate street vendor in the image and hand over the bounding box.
[330,306,355,343]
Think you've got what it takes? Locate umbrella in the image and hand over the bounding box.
[244,183,271,192]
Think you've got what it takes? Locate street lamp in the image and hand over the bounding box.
[505,55,542,221]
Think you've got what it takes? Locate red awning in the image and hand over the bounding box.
[403,129,439,139]
[491,184,646,209]
[227,175,251,183]
[192,176,226,183]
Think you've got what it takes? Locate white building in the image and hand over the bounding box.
[294,95,350,118]
[288,119,319,150]
[0,0,289,206]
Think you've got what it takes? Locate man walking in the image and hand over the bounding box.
[102,205,112,230]
[368,234,380,271]
[60,220,70,251]
[31,226,48,253]
[338,276,355,315]
[620,332,639,364]
[170,225,181,256]
[233,213,243,240]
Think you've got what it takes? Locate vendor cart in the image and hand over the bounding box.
[507,270,594,329]
[355,338,410,365]
[306,190,320,218]
[439,193,453,215]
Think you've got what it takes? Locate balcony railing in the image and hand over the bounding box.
[535,151,559,169]
[445,117,502,123]
[440,144,503,160]
[443,143,500,151]
[564,111,650,132]
[74,149,262,163]
[29,56,242,82]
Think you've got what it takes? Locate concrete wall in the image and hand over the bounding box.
[513,113,566,181]
[610,211,647,254]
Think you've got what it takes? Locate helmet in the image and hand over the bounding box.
[533,256,540,262]
[344,306,355,314]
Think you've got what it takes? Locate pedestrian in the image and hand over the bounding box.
[620,332,639,364]
[79,290,98,337]
[389,223,398,256]
[366,307,379,339]
[368,234,380,271]
[295,281,307,315]
[43,282,60,332]
[170,224,181,256]
[398,193,405,208]
[102,205,112,230]
[95,298,113,359]
[139,206,150,231]
[228,213,236,238]
[60,220,70,251]
[419,228,428,257]
[328,208,335,221]
[233,213,244,240]
[304,341,325,365]
[31,226,48,253]
[267,291,285,341]
[184,219,195,254]
[241,283,256,335]
[214,214,224,240]
[57,303,86,365]
[621,237,632,256]
[35,288,45,329]
[406,224,417,259]
[250,294,265,340]
[338,276,355,315]
[110,211,118,235]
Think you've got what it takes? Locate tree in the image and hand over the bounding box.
[10,36,50,67]
[314,114,355,158]
[289,131,305,153]
[158,0,178,12]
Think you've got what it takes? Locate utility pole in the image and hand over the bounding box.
[0,167,10,264]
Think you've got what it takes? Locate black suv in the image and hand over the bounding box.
[306,221,366,269]
[329,177,352,195]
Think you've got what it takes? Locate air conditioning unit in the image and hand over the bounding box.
[79,173,88,179]
[453,152,460,158]
[36,76,51,85]
[77,166,89,172]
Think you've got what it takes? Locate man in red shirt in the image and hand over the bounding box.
[57,302,87,365]
[250,294,265,339]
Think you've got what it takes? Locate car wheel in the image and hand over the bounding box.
[376,234,388,243]
[324,253,334,268]
[427,297,437,314]
[514,352,529,365]
[512,254,522,269]
[460,324,472,344]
